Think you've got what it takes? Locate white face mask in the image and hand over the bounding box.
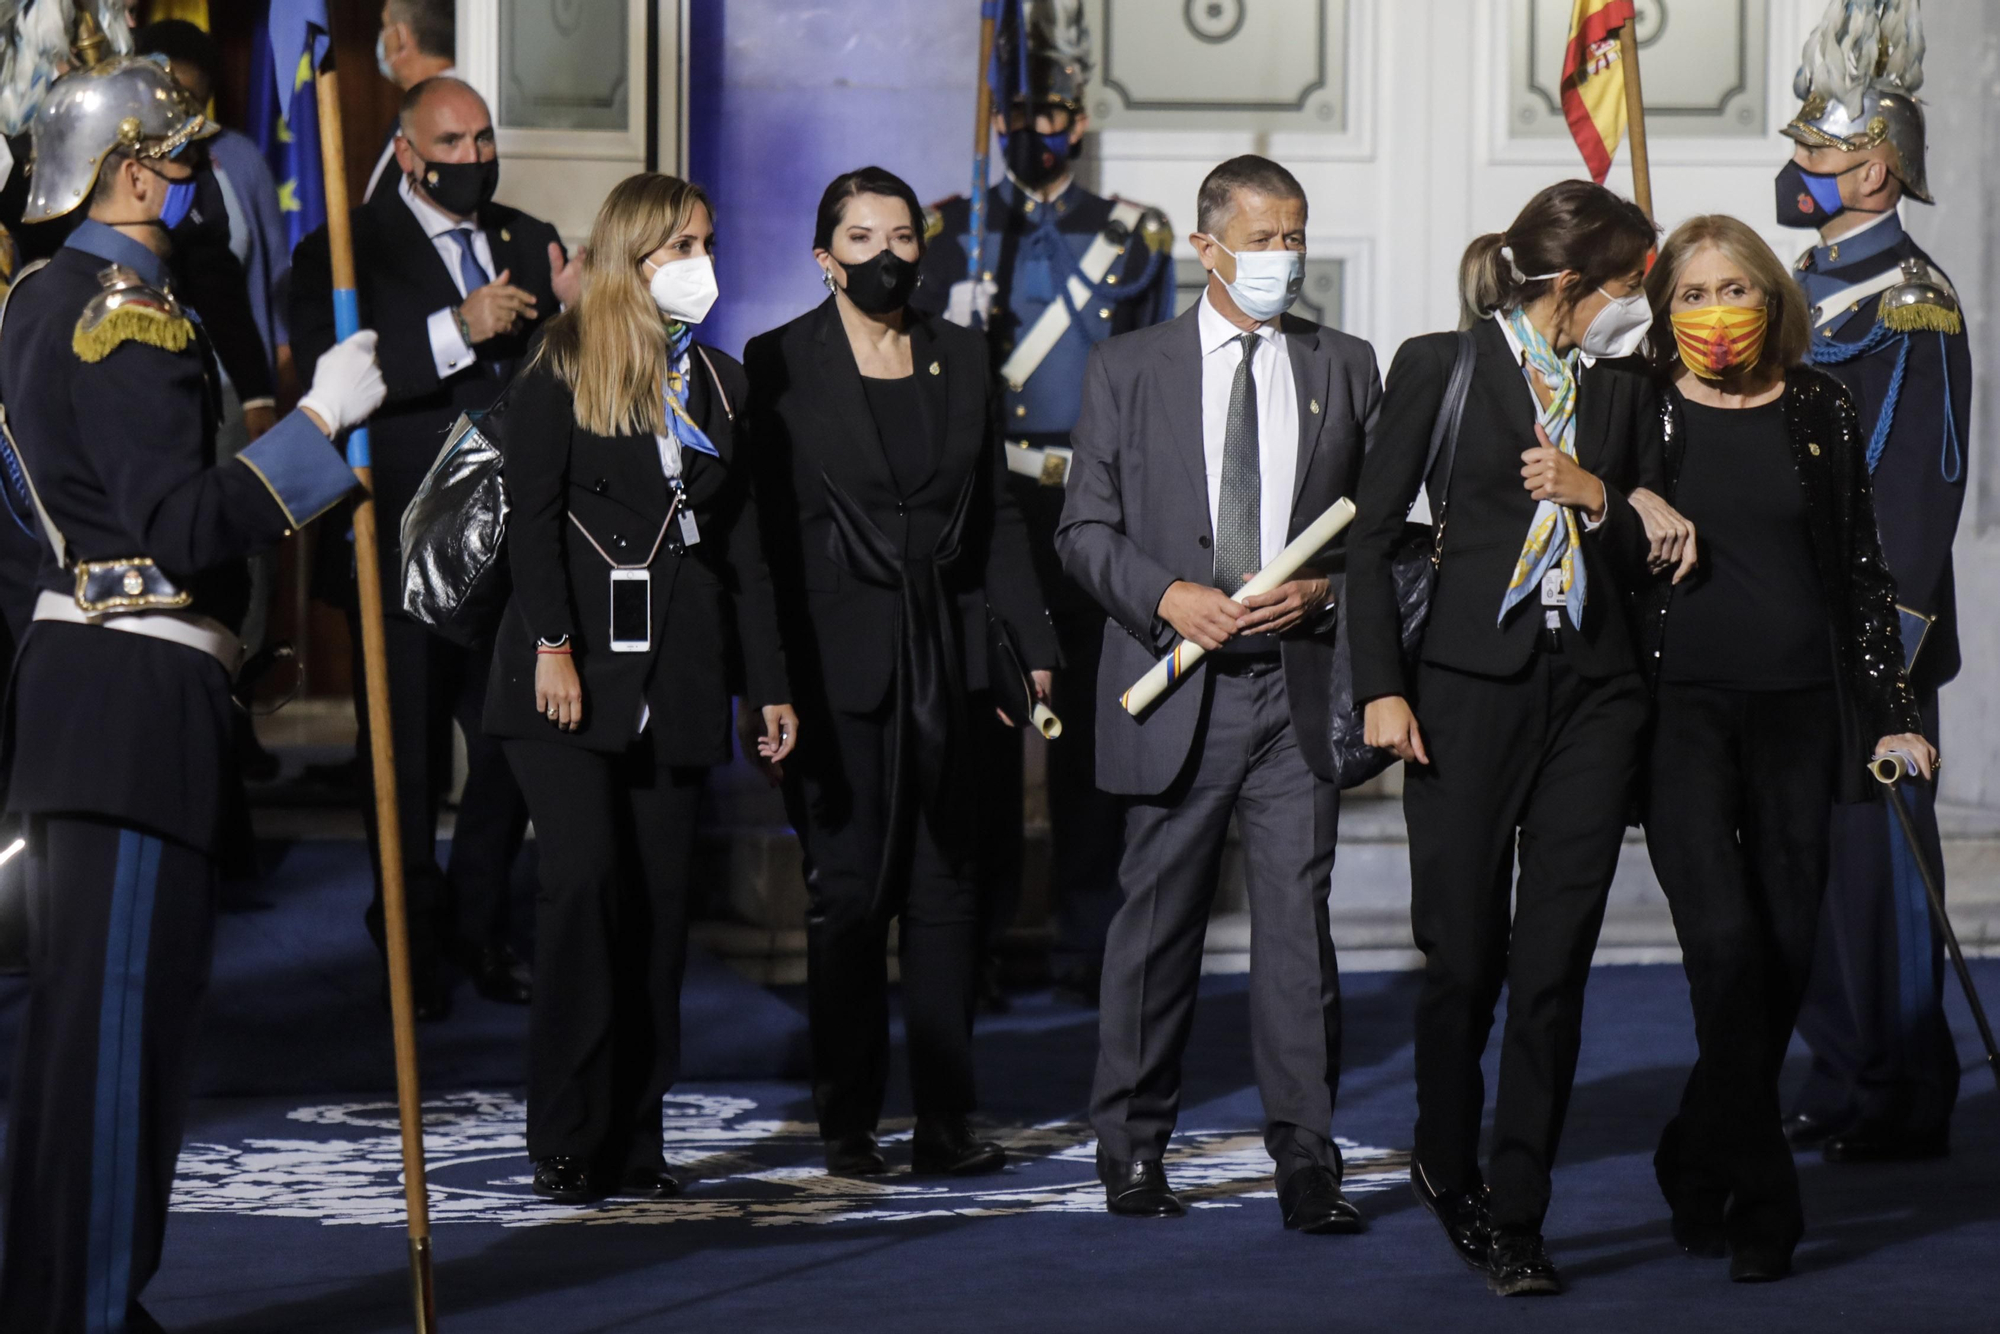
[1578,288,1653,360]
[645,254,718,325]
[1203,236,1304,323]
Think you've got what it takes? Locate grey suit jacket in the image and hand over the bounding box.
[1056,302,1382,796]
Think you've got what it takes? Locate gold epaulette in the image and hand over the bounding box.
[923,205,947,242]
[72,264,193,363]
[1134,205,1174,254]
[1880,259,1963,336]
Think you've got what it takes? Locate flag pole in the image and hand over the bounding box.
[1618,20,1654,221]
[309,49,439,1334]
[966,1,1000,301]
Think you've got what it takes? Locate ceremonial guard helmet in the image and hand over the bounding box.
[1782,0,1930,203]
[21,11,215,224]
[1002,0,1092,117]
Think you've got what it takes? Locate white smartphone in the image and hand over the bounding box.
[609,569,651,653]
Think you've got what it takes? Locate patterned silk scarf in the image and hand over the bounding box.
[663,322,721,460]
[1498,307,1586,629]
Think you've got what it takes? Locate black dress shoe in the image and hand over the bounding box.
[911,1118,1006,1176]
[1098,1153,1185,1218]
[467,943,533,1005]
[1277,1165,1363,1234]
[1822,1123,1949,1163]
[532,1156,595,1204]
[1782,1111,1847,1149]
[1487,1226,1562,1297]
[611,1167,684,1200]
[825,1134,890,1177]
[1728,1246,1793,1283]
[1410,1162,1490,1270]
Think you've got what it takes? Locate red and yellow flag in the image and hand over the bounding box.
[1561,0,1636,183]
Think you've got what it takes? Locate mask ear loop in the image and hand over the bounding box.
[1499,244,1566,286]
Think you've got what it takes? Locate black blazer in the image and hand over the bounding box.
[743,297,1056,717]
[1642,369,1920,804]
[482,347,788,765]
[291,184,564,537]
[1348,317,1656,702]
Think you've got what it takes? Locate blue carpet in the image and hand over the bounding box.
[2,841,1996,1332]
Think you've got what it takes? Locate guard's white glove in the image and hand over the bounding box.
[298,330,388,434]
[945,277,999,329]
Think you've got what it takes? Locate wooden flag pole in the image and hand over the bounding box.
[311,59,439,1334]
[1618,21,1654,221]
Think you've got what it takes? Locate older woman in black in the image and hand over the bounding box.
[1639,216,1933,1282]
[484,174,797,1203]
[745,167,1056,1178]
[1347,181,1680,1296]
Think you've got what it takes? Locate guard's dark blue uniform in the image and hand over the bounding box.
[1790,211,1969,1142]
[0,221,356,1333]
[914,179,1175,986]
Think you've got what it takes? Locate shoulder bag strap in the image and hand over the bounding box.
[693,344,734,422]
[1423,329,1477,564]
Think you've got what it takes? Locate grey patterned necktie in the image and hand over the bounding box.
[1213,331,1262,592]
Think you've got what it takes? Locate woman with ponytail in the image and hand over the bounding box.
[1636,215,1931,1282]
[484,173,797,1204]
[1346,179,1676,1296]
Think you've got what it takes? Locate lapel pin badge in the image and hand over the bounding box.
[929,361,941,375]
[500,228,512,242]
[1309,398,1321,414]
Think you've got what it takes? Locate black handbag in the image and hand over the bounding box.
[399,387,515,647]
[1328,330,1476,788]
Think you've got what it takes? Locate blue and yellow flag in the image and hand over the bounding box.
[249,0,329,252]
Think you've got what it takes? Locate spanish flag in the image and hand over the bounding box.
[1561,0,1636,183]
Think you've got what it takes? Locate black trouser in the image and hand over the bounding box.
[505,733,703,1176]
[350,611,529,969]
[787,700,981,1139]
[1645,683,1836,1255]
[976,471,1124,979]
[1405,653,1646,1230]
[1795,690,1959,1137]
[0,816,216,1334]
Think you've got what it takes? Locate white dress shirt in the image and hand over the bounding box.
[401,175,495,380]
[1198,290,1298,569]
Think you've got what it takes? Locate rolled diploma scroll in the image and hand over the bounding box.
[1031,702,1063,739]
[1120,497,1357,717]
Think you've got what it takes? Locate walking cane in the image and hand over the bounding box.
[309,42,439,1334]
[1869,751,2000,1095]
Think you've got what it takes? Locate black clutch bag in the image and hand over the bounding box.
[400,390,514,647]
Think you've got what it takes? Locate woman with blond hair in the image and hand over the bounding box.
[484,173,798,1203]
[1638,214,1933,1280]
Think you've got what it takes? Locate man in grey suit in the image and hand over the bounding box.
[1056,155,1379,1233]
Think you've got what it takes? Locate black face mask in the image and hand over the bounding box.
[1004,129,1074,190]
[1774,158,1864,229]
[414,154,499,217]
[835,248,920,315]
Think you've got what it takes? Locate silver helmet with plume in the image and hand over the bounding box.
[1783,0,1931,203]
[999,0,1091,115]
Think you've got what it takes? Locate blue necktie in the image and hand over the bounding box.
[442,227,489,298]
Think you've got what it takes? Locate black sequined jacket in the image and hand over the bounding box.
[1640,366,1922,804]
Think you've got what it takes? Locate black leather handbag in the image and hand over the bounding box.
[399,387,515,647]
[1328,330,1476,788]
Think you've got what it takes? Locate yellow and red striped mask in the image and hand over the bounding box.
[1669,303,1769,380]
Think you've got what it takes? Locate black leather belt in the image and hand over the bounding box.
[1209,652,1282,676]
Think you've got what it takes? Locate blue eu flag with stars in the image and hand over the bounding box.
[248,1,330,254]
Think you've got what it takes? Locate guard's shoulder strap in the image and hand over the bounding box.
[997,200,1149,393]
[0,260,70,569]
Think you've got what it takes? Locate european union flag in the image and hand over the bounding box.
[248,0,330,253]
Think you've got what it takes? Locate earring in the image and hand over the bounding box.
[822,270,836,292]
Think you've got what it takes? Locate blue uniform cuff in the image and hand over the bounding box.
[235,411,359,530]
